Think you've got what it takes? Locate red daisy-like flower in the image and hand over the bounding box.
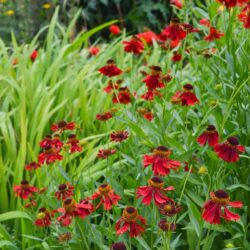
[66,134,82,153]
[217,0,237,8]
[110,130,129,142]
[55,183,75,200]
[160,19,187,42]
[89,46,100,56]
[112,87,132,104]
[13,180,38,199]
[173,84,199,106]
[199,18,210,27]
[238,4,250,29]
[30,50,38,62]
[88,184,121,210]
[204,27,224,41]
[159,200,182,216]
[123,37,144,55]
[39,134,64,150]
[99,59,123,77]
[96,112,113,121]
[50,121,75,133]
[197,125,219,147]
[25,161,41,171]
[171,51,182,62]
[214,136,245,162]
[115,206,146,237]
[34,207,53,227]
[136,31,158,45]
[57,198,93,226]
[170,0,183,8]
[109,25,120,35]
[143,146,181,176]
[38,145,63,164]
[136,176,174,206]
[143,66,165,89]
[97,148,116,159]
[202,190,243,224]
[141,89,163,101]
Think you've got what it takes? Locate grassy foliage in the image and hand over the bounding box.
[0,2,249,250]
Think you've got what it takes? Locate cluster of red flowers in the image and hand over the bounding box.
[197,125,245,162]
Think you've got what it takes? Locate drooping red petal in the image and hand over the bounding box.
[222,207,240,221]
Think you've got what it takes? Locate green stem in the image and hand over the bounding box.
[179,165,192,203]
[77,221,90,250]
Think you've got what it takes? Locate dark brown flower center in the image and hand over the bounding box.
[98,184,111,195]
[156,146,168,151]
[59,184,67,191]
[39,207,46,213]
[207,125,216,131]
[21,180,29,185]
[123,206,138,221]
[126,206,136,214]
[107,59,115,64]
[58,121,67,128]
[45,134,52,139]
[68,134,76,139]
[227,136,239,146]
[151,176,163,183]
[183,84,193,90]
[111,242,127,250]
[64,198,73,206]
[151,65,162,72]
[214,190,229,199]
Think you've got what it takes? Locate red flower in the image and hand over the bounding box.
[88,184,121,210]
[25,161,41,171]
[171,51,182,62]
[89,46,100,56]
[141,89,163,101]
[115,206,146,237]
[110,130,129,142]
[217,0,237,8]
[214,136,245,162]
[30,50,38,62]
[123,37,144,55]
[202,190,243,224]
[158,220,176,231]
[99,59,123,77]
[38,146,63,164]
[136,31,158,45]
[57,198,93,226]
[199,18,210,27]
[96,112,113,121]
[238,5,250,29]
[143,146,181,176]
[204,27,224,41]
[112,87,132,104]
[197,125,219,147]
[143,66,165,89]
[50,121,75,133]
[55,183,75,200]
[136,177,174,206]
[111,242,127,250]
[13,180,38,199]
[97,148,116,159]
[160,19,187,41]
[39,134,64,150]
[58,233,72,242]
[159,200,182,216]
[66,134,82,153]
[170,0,183,9]
[34,207,53,227]
[172,84,199,106]
[109,25,120,35]
[182,23,199,33]
[137,108,154,121]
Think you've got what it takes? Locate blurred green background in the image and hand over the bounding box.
[0,0,174,43]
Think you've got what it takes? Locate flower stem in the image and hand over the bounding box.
[179,165,192,203]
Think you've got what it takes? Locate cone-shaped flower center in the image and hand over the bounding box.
[45,134,52,139]
[58,121,67,128]
[98,184,112,195]
[150,65,162,75]
[211,190,229,205]
[206,125,216,132]
[148,176,164,188]
[123,206,138,221]
[227,136,239,146]
[183,84,193,92]
[44,145,53,153]
[164,204,173,212]
[63,198,76,212]
[153,146,171,158]
[107,59,115,65]
[111,242,127,250]
[59,184,67,191]
[21,180,29,188]
[39,207,46,213]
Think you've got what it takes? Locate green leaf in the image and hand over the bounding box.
[0,211,32,222]
[227,184,250,192]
